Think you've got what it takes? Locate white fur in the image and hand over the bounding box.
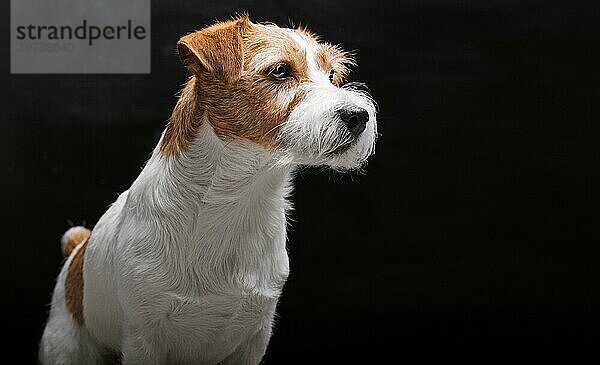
[279,29,377,169]
[40,29,377,365]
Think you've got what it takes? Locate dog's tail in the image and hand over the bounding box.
[60,226,91,257]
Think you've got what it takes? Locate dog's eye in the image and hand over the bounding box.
[267,63,291,80]
[329,70,335,83]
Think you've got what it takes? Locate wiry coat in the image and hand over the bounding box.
[40,16,377,365]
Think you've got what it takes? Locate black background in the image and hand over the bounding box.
[2,0,599,362]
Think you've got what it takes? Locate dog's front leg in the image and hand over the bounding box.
[121,323,167,365]
[219,323,273,365]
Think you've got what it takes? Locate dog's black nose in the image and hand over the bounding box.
[338,106,369,137]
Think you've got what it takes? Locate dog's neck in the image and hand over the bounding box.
[150,78,294,217]
[126,82,293,293]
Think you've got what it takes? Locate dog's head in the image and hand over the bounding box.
[166,15,377,170]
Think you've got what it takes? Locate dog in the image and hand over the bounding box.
[40,15,377,364]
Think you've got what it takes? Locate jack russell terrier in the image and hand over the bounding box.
[40,15,377,365]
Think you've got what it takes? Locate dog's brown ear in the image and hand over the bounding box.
[177,16,250,83]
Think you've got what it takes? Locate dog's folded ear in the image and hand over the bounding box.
[177,16,250,83]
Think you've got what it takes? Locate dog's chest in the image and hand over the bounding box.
[143,276,281,362]
[138,205,289,355]
[166,286,278,334]
[114,158,292,359]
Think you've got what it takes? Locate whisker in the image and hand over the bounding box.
[342,82,368,91]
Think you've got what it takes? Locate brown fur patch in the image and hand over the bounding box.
[243,24,309,82]
[315,42,354,86]
[315,47,329,72]
[159,78,203,155]
[199,23,308,146]
[177,16,250,83]
[161,17,250,155]
[65,236,88,326]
